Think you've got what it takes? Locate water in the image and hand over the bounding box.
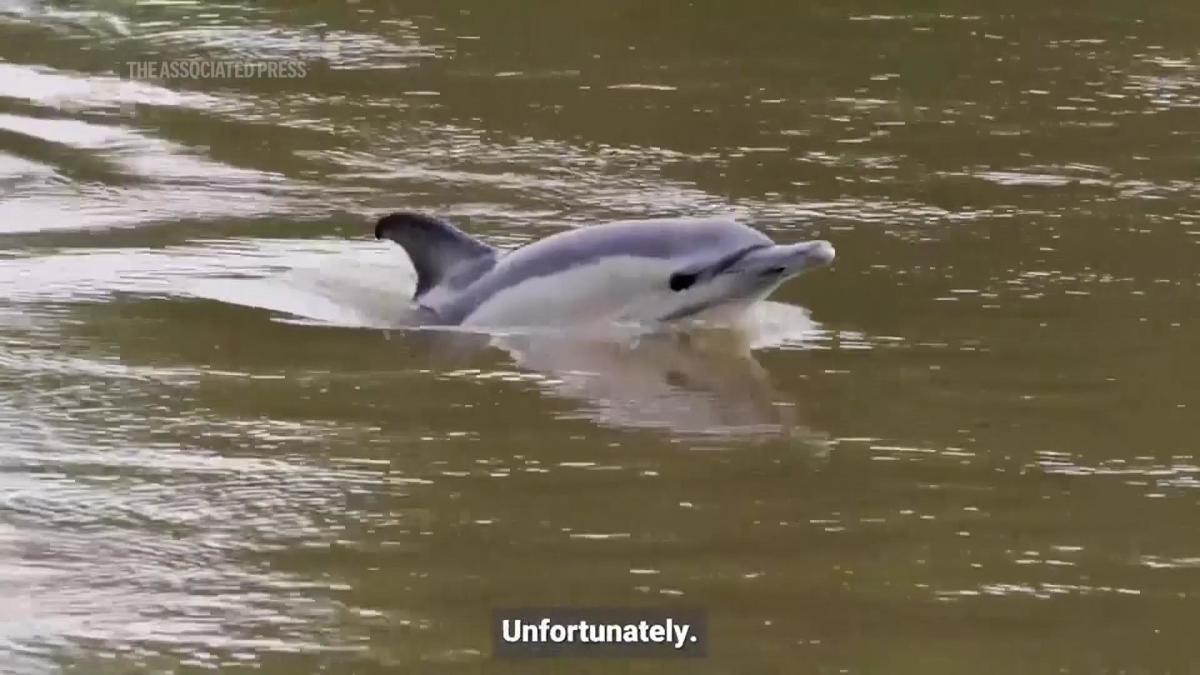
[1,1,1198,672]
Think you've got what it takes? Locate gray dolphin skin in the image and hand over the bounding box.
[374,212,835,327]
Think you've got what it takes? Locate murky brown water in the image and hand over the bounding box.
[1,1,1198,673]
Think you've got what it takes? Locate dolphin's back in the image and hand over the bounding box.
[501,218,768,272]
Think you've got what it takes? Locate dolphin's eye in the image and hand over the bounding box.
[763,267,786,276]
[669,272,697,292]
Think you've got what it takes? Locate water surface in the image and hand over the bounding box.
[1,1,1199,673]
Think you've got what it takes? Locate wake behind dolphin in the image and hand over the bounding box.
[374,213,835,328]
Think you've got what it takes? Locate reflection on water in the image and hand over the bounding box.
[1,0,1199,672]
[428,306,831,441]
[494,327,804,439]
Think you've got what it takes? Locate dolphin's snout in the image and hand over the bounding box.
[743,241,836,277]
[806,240,836,267]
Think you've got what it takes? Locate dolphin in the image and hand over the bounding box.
[374,212,835,328]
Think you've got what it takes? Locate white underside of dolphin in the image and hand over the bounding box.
[374,213,835,329]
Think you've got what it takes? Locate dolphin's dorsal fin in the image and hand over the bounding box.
[375,212,498,298]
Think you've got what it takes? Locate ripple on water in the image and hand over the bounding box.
[0,376,412,663]
[138,23,443,68]
[0,62,219,111]
[0,112,306,232]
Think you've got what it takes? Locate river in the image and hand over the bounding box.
[1,1,1198,673]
